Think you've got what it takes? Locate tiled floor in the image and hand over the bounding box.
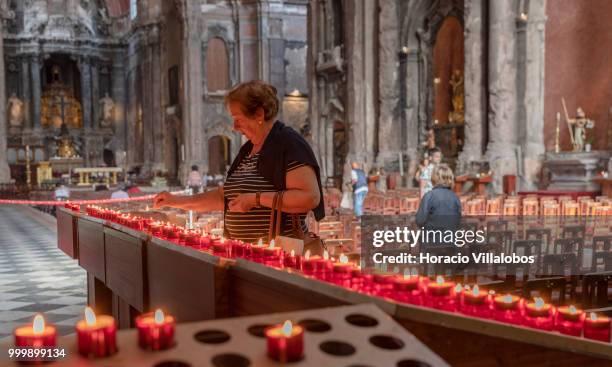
[0,205,86,341]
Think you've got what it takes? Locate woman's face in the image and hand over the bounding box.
[228,101,264,141]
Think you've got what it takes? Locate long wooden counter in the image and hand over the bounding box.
[57,208,612,366]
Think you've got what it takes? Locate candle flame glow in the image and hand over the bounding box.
[290,250,295,257]
[305,250,311,260]
[436,276,444,284]
[502,294,513,303]
[154,309,165,324]
[534,297,545,309]
[268,240,275,249]
[454,283,462,293]
[568,305,577,314]
[281,320,293,337]
[257,238,263,246]
[590,312,598,321]
[339,254,349,264]
[323,250,329,260]
[32,315,45,334]
[403,269,411,279]
[472,285,480,296]
[85,307,96,326]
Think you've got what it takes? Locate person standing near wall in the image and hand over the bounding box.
[187,165,203,194]
[351,162,368,217]
[420,147,442,198]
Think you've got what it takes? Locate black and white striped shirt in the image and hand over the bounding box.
[224,153,308,243]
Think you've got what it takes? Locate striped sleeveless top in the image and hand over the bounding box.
[224,153,308,243]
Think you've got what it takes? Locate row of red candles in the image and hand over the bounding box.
[83,205,612,343]
[15,306,301,362]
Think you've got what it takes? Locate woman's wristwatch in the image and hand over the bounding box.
[255,191,262,208]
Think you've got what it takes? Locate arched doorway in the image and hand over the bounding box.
[208,135,232,176]
[432,16,465,163]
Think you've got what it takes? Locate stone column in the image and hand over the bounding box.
[80,58,93,130]
[112,62,127,155]
[519,0,547,190]
[485,0,519,193]
[91,62,100,129]
[30,57,42,129]
[458,0,486,173]
[0,14,12,182]
[21,58,31,129]
[150,29,165,172]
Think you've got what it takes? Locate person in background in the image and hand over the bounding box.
[414,156,429,185]
[111,184,129,199]
[415,164,461,229]
[54,183,70,201]
[351,162,368,217]
[419,147,442,198]
[187,165,203,194]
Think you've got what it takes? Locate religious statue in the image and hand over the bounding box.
[57,136,79,158]
[563,98,595,152]
[99,93,115,127]
[7,92,24,127]
[448,69,465,124]
[422,128,436,149]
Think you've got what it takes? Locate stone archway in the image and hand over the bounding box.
[165,115,182,180]
[207,135,231,176]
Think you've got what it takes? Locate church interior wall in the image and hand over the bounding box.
[544,0,612,152]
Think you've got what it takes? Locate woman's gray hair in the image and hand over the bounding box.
[431,164,454,188]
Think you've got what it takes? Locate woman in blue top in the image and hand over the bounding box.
[415,164,461,229]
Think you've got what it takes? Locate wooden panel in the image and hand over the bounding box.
[86,273,112,316]
[57,208,77,258]
[104,227,147,312]
[147,240,229,323]
[77,218,105,282]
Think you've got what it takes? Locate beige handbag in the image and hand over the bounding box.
[268,191,326,256]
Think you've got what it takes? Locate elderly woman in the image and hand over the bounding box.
[153,80,324,243]
[415,164,461,229]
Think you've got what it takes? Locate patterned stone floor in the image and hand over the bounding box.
[0,205,86,342]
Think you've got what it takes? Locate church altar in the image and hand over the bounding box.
[74,167,123,186]
[49,157,84,174]
[544,151,610,192]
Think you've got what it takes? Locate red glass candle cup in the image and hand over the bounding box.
[302,255,325,274]
[265,321,304,363]
[584,313,611,343]
[493,294,522,324]
[391,275,422,305]
[331,259,353,286]
[523,299,554,331]
[14,315,57,356]
[283,251,302,270]
[135,310,175,351]
[211,238,230,257]
[554,306,584,337]
[424,277,456,312]
[460,286,490,318]
[76,309,117,358]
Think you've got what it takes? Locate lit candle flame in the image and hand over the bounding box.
[305,250,311,260]
[32,314,45,334]
[290,249,295,257]
[145,205,149,211]
[323,250,329,261]
[454,283,462,293]
[257,238,263,246]
[154,309,165,324]
[339,254,349,264]
[411,268,418,277]
[268,240,275,249]
[502,294,513,303]
[472,285,480,296]
[568,305,577,314]
[281,320,293,337]
[84,307,96,326]
[590,312,598,321]
[403,269,411,279]
[534,297,545,309]
[436,276,444,284]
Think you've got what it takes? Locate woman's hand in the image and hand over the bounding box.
[228,193,256,212]
[153,191,174,209]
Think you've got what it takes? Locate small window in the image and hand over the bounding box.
[130,0,138,20]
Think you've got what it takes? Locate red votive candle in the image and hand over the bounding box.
[135,309,175,350]
[424,276,456,312]
[331,254,353,286]
[264,240,283,265]
[14,314,57,350]
[391,270,422,305]
[554,305,584,336]
[184,231,200,248]
[265,321,304,363]
[460,285,490,318]
[284,250,302,269]
[76,307,117,358]
[211,237,229,257]
[493,294,522,324]
[199,234,212,249]
[524,298,554,331]
[302,251,325,274]
[250,239,267,262]
[584,312,611,343]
